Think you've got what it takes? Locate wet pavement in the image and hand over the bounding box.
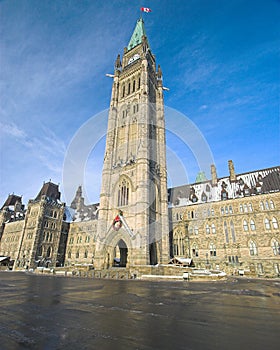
[0,271,279,349]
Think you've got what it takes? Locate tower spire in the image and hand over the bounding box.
[127,18,149,51]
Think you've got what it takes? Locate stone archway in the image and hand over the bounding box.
[113,239,128,267]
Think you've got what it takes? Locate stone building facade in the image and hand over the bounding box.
[169,163,280,277]
[0,19,279,277]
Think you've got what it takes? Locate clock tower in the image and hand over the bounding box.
[95,18,170,269]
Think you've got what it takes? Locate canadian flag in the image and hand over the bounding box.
[140,7,152,13]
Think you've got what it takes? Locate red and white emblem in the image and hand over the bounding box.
[113,215,122,231]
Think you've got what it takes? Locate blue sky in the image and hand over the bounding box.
[0,0,279,205]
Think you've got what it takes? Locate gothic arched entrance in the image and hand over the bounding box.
[113,239,128,267]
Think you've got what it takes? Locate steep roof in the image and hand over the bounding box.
[35,181,61,202]
[127,18,149,51]
[1,194,22,209]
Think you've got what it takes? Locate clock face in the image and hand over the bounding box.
[127,54,140,65]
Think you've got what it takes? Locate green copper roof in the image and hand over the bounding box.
[127,18,149,51]
[195,171,208,183]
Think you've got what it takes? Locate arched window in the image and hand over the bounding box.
[260,201,264,210]
[224,221,229,243]
[249,241,257,256]
[206,224,210,234]
[46,246,51,257]
[272,217,278,229]
[76,251,79,259]
[118,178,130,207]
[239,204,243,213]
[211,223,216,234]
[173,230,185,256]
[192,244,199,257]
[46,232,50,241]
[209,243,216,257]
[248,203,253,212]
[272,240,280,256]
[68,251,71,259]
[244,204,248,213]
[265,201,269,210]
[37,245,42,257]
[229,205,233,214]
[250,219,256,231]
[122,85,125,97]
[243,220,249,232]
[138,77,141,89]
[84,250,88,258]
[49,233,53,241]
[270,200,275,209]
[264,218,271,230]
[230,220,236,242]
[194,226,198,235]
[128,82,131,95]
[132,80,136,92]
[221,207,224,215]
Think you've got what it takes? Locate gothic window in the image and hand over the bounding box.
[194,226,199,235]
[264,218,271,230]
[118,178,130,207]
[221,189,228,200]
[76,251,79,259]
[224,221,229,243]
[46,232,50,241]
[272,217,279,229]
[206,224,210,234]
[209,243,216,257]
[173,230,184,256]
[272,240,280,255]
[260,201,264,210]
[138,77,141,89]
[49,233,53,241]
[249,241,258,256]
[188,226,193,235]
[248,203,253,212]
[221,207,224,215]
[244,204,248,213]
[38,245,42,257]
[229,205,233,214]
[270,200,275,209]
[122,85,125,97]
[128,82,131,95]
[230,220,236,242]
[243,220,249,232]
[211,209,215,216]
[225,206,228,214]
[250,219,256,231]
[201,192,207,202]
[46,246,51,257]
[239,204,243,213]
[192,244,199,257]
[211,223,216,234]
[53,211,57,218]
[257,263,264,274]
[84,250,88,258]
[44,221,48,228]
[265,201,269,210]
[132,80,136,92]
[68,251,71,259]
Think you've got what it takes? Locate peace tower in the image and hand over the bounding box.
[94,18,170,269]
